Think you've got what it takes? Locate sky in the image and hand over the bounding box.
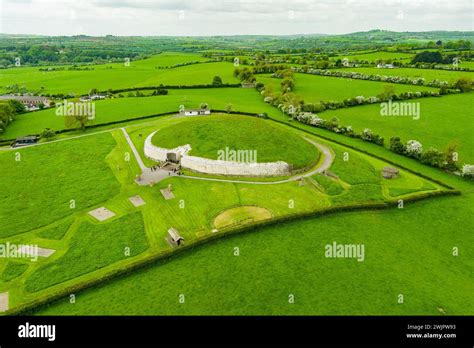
[0,0,472,36]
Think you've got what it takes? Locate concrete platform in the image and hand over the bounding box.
[129,195,146,207]
[0,292,8,312]
[88,207,116,222]
[160,188,175,200]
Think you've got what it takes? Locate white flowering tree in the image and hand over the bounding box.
[462,164,474,178]
[406,140,423,157]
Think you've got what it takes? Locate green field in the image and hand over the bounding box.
[33,191,473,316]
[0,34,472,320]
[0,133,120,238]
[319,92,474,163]
[257,73,436,104]
[0,112,445,313]
[0,88,276,140]
[0,53,237,95]
[151,114,319,169]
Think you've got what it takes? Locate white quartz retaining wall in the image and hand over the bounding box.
[181,156,290,176]
[144,131,290,176]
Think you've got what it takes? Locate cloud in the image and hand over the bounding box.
[0,0,472,36]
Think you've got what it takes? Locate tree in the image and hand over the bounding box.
[64,115,90,130]
[281,78,295,92]
[454,77,472,92]
[212,76,223,86]
[224,103,234,113]
[7,100,26,114]
[406,140,423,158]
[420,148,445,168]
[390,137,405,154]
[0,103,15,133]
[378,85,396,100]
[411,51,444,64]
[444,142,459,171]
[40,128,55,140]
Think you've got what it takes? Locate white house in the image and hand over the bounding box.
[377,63,395,69]
[183,109,211,116]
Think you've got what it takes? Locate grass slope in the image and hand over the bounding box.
[25,212,148,292]
[1,88,276,140]
[152,114,319,169]
[0,53,235,95]
[319,92,474,164]
[33,194,473,315]
[256,73,436,104]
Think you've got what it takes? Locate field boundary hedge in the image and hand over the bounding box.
[101,83,241,94]
[268,117,458,190]
[7,188,457,316]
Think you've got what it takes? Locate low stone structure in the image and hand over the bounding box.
[181,155,290,176]
[129,195,146,207]
[0,292,8,312]
[382,166,400,179]
[88,207,116,222]
[144,131,291,177]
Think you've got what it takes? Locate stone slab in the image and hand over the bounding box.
[160,189,175,200]
[88,207,116,222]
[128,195,146,207]
[0,292,8,312]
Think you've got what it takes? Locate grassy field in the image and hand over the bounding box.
[27,101,474,316]
[256,73,436,104]
[25,212,148,292]
[152,114,319,169]
[319,92,474,164]
[0,53,237,95]
[0,114,444,313]
[32,193,473,315]
[0,88,276,140]
[332,67,474,83]
[0,133,120,238]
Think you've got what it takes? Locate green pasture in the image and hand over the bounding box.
[319,92,474,164]
[0,53,236,95]
[0,88,276,140]
[257,73,436,104]
[151,114,319,169]
[0,114,444,313]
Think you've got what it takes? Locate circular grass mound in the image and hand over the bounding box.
[213,206,273,229]
[151,114,319,169]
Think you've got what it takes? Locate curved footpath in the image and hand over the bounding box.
[121,126,334,186]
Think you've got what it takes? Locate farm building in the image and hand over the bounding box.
[12,135,39,147]
[377,63,395,69]
[79,94,106,102]
[382,166,400,179]
[0,95,50,111]
[182,109,211,116]
[167,228,184,246]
